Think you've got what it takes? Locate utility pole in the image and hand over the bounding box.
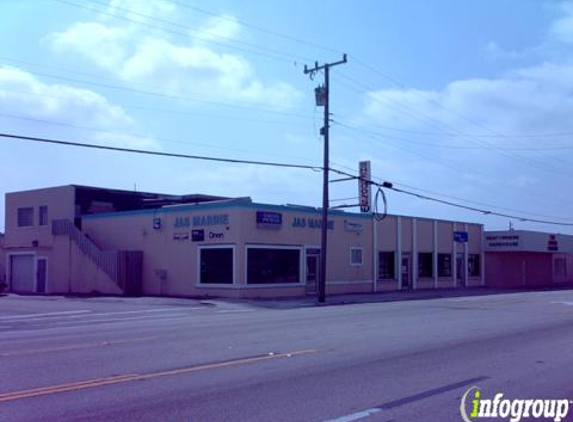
[303,54,347,303]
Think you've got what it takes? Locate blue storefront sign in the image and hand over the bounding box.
[191,229,205,242]
[454,231,469,243]
[256,211,282,229]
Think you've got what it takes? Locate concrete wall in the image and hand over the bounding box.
[5,186,75,249]
[0,234,5,284]
[486,252,554,287]
[83,203,374,298]
[375,217,483,290]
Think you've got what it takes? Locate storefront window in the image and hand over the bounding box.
[468,254,481,277]
[247,247,300,284]
[418,253,433,277]
[378,252,395,279]
[200,247,233,284]
[438,253,452,277]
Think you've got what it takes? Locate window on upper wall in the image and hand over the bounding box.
[39,206,48,226]
[438,254,452,277]
[418,253,433,277]
[350,247,363,266]
[17,207,34,227]
[247,247,300,284]
[378,252,395,279]
[199,247,234,284]
[468,254,481,277]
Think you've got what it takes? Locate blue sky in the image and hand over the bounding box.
[2,0,573,233]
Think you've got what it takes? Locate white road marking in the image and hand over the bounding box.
[0,310,91,320]
[551,301,573,306]
[216,309,253,314]
[3,308,201,323]
[321,408,382,422]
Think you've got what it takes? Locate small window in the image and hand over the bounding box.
[199,247,233,284]
[39,206,48,226]
[554,258,567,277]
[468,254,481,277]
[350,247,363,266]
[438,254,452,277]
[378,252,395,279]
[418,253,433,277]
[17,207,34,227]
[247,248,300,284]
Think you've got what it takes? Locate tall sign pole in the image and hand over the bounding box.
[303,54,347,303]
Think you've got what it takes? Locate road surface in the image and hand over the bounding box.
[1,290,573,422]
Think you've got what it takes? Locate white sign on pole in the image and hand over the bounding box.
[359,160,371,213]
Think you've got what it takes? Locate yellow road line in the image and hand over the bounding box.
[0,337,158,357]
[0,349,317,403]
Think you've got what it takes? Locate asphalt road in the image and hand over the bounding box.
[1,290,573,422]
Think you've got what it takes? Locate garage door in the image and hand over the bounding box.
[10,255,35,293]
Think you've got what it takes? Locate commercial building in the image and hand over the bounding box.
[4,185,485,297]
[485,230,573,287]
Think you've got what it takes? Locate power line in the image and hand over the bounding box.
[328,161,573,222]
[168,0,342,56]
[332,121,573,209]
[333,72,573,176]
[0,132,322,171]
[54,0,313,64]
[0,112,318,163]
[0,87,314,125]
[10,68,311,120]
[328,167,573,227]
[2,130,571,226]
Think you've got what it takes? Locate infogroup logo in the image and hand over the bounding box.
[460,387,571,422]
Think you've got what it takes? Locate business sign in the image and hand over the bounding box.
[485,234,519,249]
[292,217,334,230]
[344,220,363,232]
[173,232,189,241]
[153,218,162,230]
[359,161,371,213]
[191,229,205,242]
[256,211,282,230]
[174,214,229,228]
[454,231,469,243]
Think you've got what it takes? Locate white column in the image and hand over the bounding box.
[452,222,457,287]
[464,223,469,287]
[397,216,402,290]
[480,225,485,286]
[373,217,378,293]
[433,220,438,289]
[412,218,418,290]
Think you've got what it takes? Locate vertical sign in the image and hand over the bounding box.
[359,160,371,213]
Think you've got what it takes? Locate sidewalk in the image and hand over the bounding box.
[211,286,573,310]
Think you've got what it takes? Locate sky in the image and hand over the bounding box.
[1,0,573,234]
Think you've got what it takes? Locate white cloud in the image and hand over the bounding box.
[0,66,160,149]
[363,61,573,137]
[46,1,301,109]
[0,66,132,127]
[107,0,176,20]
[195,14,242,42]
[550,2,573,44]
[49,22,131,71]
